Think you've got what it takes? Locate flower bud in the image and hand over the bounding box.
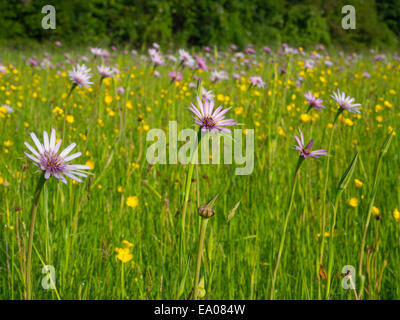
[198,193,219,219]
[198,205,215,218]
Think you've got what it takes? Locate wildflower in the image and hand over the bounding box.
[97,65,114,79]
[349,198,359,208]
[372,206,380,215]
[330,90,361,114]
[189,97,237,132]
[66,115,74,124]
[68,64,93,88]
[354,179,363,188]
[115,247,133,263]
[393,209,400,222]
[24,129,90,184]
[210,70,229,82]
[201,87,214,101]
[149,48,165,66]
[249,76,265,89]
[168,71,183,82]
[126,196,139,208]
[90,47,109,57]
[294,129,328,159]
[304,91,325,111]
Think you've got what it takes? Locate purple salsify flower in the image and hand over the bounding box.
[68,64,93,87]
[304,91,325,111]
[117,86,125,95]
[149,49,165,66]
[263,46,272,54]
[245,47,256,55]
[363,72,371,78]
[201,87,214,101]
[28,57,38,67]
[210,70,229,82]
[249,76,265,89]
[196,56,208,71]
[24,129,90,184]
[97,65,114,79]
[330,90,361,114]
[294,130,328,159]
[168,71,183,82]
[189,97,237,132]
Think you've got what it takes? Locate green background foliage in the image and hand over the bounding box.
[0,0,399,49]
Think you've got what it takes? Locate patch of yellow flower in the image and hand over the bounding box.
[126,196,139,208]
[115,240,134,263]
[349,197,359,208]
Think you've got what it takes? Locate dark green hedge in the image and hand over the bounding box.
[0,0,399,49]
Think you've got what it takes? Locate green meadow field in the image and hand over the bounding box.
[1,45,400,300]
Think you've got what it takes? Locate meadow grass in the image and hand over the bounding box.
[0,47,400,299]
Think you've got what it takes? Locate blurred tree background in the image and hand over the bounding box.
[0,0,399,49]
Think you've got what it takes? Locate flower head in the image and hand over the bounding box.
[249,76,265,89]
[294,129,328,159]
[330,90,361,114]
[304,91,325,111]
[24,129,90,184]
[201,87,214,101]
[189,97,237,132]
[68,64,93,87]
[97,65,114,78]
[210,70,229,82]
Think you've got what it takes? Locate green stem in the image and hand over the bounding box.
[192,218,209,300]
[121,263,125,299]
[26,174,46,300]
[358,156,383,278]
[270,157,303,299]
[325,189,343,299]
[182,129,202,232]
[318,109,341,299]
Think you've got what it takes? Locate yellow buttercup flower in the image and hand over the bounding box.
[115,247,133,263]
[66,115,75,124]
[393,209,400,222]
[371,206,380,215]
[354,179,363,188]
[85,160,94,169]
[126,196,139,208]
[349,198,359,208]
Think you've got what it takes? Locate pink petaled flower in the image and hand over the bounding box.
[330,90,361,114]
[0,65,7,74]
[245,47,256,55]
[304,91,325,111]
[90,47,104,57]
[210,70,229,82]
[97,65,114,78]
[149,49,165,66]
[24,129,90,184]
[249,76,265,88]
[168,71,183,82]
[263,46,272,54]
[201,87,214,101]
[55,41,62,47]
[68,64,93,87]
[196,56,208,71]
[189,97,237,132]
[294,129,328,159]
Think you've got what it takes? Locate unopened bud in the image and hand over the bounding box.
[198,193,219,219]
[198,205,215,218]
